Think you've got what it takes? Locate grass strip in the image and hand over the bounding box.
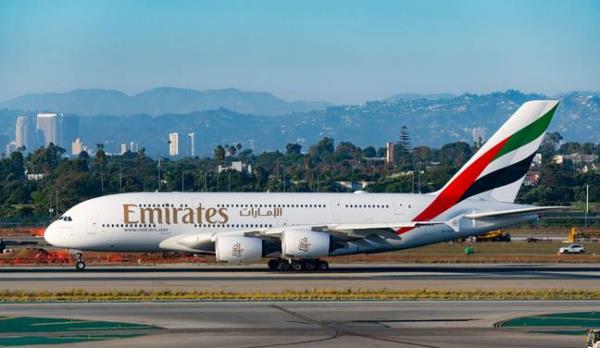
[1,289,600,302]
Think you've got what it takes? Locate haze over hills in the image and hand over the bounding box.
[0,90,598,157]
[0,87,331,117]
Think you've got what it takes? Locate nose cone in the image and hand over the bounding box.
[44,222,61,247]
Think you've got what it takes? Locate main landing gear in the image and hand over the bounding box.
[74,253,86,271]
[267,258,329,272]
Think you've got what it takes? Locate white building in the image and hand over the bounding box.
[169,132,179,156]
[218,161,252,174]
[71,138,83,156]
[5,141,17,155]
[385,141,395,164]
[36,113,59,147]
[15,116,28,150]
[188,132,195,157]
[120,143,127,155]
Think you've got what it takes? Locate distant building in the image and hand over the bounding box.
[15,116,29,150]
[71,138,83,156]
[188,132,195,157]
[129,142,139,153]
[552,153,598,165]
[218,161,252,174]
[385,141,395,165]
[336,181,373,191]
[5,141,17,155]
[26,173,46,181]
[60,115,79,148]
[471,127,486,143]
[120,143,128,155]
[168,132,179,156]
[523,173,540,186]
[36,113,59,147]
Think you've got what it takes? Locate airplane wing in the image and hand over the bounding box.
[159,206,570,252]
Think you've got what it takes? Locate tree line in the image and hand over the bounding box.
[0,131,597,224]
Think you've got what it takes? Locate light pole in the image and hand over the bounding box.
[585,184,590,230]
[181,164,184,192]
[157,159,161,191]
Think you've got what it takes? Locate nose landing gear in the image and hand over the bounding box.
[267,258,328,272]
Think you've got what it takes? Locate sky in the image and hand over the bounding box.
[0,0,599,104]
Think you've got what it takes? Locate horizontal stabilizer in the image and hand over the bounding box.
[463,206,569,219]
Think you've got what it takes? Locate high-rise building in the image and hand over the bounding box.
[169,132,179,156]
[71,138,83,156]
[187,132,195,157]
[120,143,128,155]
[60,115,79,148]
[130,142,139,153]
[37,113,59,147]
[385,141,395,164]
[15,116,28,150]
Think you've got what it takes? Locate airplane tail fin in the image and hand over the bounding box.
[436,100,559,204]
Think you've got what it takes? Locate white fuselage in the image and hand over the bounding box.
[44,191,536,256]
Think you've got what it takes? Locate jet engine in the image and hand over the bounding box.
[282,229,330,258]
[215,236,262,263]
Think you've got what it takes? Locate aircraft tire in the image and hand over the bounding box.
[278,260,290,271]
[267,259,280,271]
[291,260,303,271]
[75,260,86,271]
[317,260,329,271]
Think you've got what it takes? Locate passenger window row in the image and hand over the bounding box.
[102,224,157,228]
[217,203,326,208]
[345,204,389,208]
[194,223,273,228]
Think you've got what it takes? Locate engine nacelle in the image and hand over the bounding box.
[215,236,262,263]
[282,229,330,258]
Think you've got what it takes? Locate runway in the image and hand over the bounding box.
[1,301,596,347]
[1,263,599,292]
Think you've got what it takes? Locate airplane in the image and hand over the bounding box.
[44,100,564,271]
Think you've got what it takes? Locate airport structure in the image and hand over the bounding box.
[169,132,179,156]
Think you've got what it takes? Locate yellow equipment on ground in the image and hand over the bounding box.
[475,229,511,242]
[568,227,600,243]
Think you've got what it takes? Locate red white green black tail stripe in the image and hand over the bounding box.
[397,100,559,235]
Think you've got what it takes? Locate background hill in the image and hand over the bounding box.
[0,87,331,117]
[0,90,598,157]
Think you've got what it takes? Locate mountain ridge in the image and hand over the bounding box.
[0,90,598,157]
[0,87,331,117]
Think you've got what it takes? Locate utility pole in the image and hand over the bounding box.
[157,159,161,191]
[281,163,285,192]
[181,164,184,191]
[585,184,590,230]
